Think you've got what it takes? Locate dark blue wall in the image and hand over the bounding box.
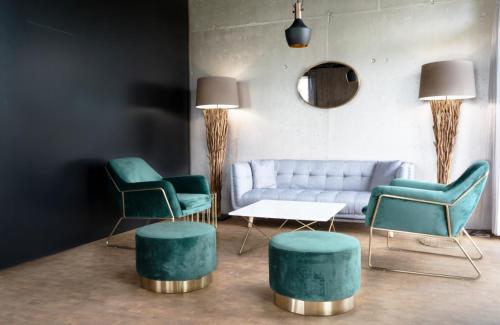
[0,0,190,269]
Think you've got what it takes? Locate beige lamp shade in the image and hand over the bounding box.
[419,60,476,101]
[196,76,239,109]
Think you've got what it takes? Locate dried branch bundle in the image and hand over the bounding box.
[203,109,228,217]
[431,100,462,184]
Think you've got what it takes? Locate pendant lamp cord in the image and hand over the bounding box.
[291,0,304,12]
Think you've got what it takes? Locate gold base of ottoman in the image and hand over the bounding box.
[273,292,354,316]
[140,273,212,294]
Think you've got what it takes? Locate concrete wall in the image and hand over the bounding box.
[189,0,495,229]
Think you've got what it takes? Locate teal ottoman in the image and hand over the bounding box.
[269,231,361,316]
[136,221,216,293]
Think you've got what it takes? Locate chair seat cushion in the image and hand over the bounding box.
[136,222,216,281]
[241,189,370,216]
[177,193,211,210]
[269,231,361,301]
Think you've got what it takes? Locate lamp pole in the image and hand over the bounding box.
[203,108,229,217]
[196,77,239,218]
[430,99,462,184]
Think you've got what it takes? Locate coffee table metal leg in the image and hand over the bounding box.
[239,217,253,255]
[292,220,317,232]
[239,217,271,255]
[239,227,252,255]
[290,217,336,232]
[238,215,337,254]
[329,217,336,232]
[278,219,288,230]
[253,225,272,239]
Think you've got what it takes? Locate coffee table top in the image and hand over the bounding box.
[228,200,346,222]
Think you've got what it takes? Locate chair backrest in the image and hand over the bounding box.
[446,161,489,236]
[106,157,163,190]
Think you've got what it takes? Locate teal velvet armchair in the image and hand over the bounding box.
[105,157,212,247]
[363,161,489,279]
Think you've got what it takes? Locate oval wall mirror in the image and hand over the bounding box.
[297,62,359,109]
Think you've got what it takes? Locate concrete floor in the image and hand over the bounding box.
[1,218,499,325]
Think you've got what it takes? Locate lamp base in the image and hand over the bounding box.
[418,236,456,249]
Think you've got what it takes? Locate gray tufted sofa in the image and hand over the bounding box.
[231,160,415,221]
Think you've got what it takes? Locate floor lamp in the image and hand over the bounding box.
[419,60,477,183]
[196,76,239,218]
[418,60,476,247]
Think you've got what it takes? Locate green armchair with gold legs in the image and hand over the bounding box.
[363,161,489,280]
[105,157,212,247]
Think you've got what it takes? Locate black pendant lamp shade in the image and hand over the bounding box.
[286,19,311,48]
[285,0,311,48]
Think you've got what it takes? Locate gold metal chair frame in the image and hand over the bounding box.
[368,173,487,280]
[105,168,217,248]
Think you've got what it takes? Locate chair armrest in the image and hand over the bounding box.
[372,185,450,203]
[364,185,450,224]
[364,185,451,236]
[165,175,210,195]
[390,178,447,191]
[121,180,183,217]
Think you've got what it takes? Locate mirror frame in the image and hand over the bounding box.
[297,61,360,109]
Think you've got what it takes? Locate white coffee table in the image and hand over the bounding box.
[229,200,346,255]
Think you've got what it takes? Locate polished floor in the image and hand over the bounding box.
[1,218,499,324]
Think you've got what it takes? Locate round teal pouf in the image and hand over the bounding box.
[136,221,216,293]
[269,231,361,316]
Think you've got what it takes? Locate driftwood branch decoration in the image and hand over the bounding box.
[430,99,462,184]
[203,109,228,217]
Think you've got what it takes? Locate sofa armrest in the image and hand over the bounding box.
[165,175,210,195]
[396,162,415,179]
[231,162,253,209]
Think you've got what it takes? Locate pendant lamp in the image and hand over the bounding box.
[285,0,311,48]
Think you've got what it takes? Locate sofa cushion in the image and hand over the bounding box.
[241,189,371,216]
[369,161,402,190]
[250,160,277,189]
